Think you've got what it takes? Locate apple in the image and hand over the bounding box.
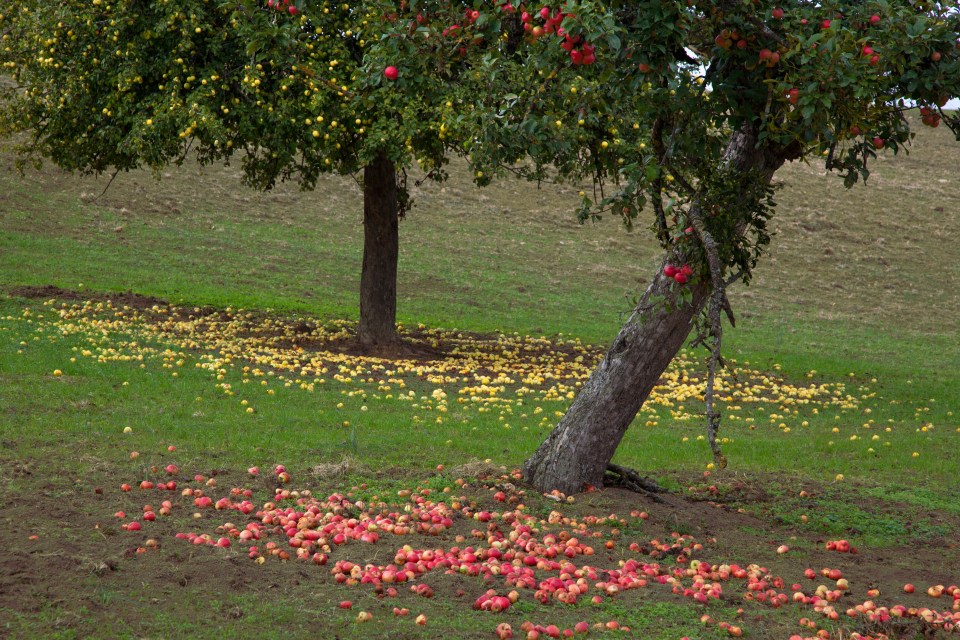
[384,66,399,81]
[873,137,885,149]
[772,7,784,20]
[869,14,881,26]
[821,19,831,29]
[931,51,942,62]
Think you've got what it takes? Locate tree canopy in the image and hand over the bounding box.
[0,0,455,186]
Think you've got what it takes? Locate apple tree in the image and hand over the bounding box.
[0,0,465,348]
[366,0,960,493]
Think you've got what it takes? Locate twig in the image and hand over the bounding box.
[688,202,728,469]
[94,169,121,201]
[651,118,669,244]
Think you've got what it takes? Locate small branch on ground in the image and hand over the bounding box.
[604,463,667,503]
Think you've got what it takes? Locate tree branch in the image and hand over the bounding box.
[604,463,667,502]
[688,202,728,469]
[651,117,670,244]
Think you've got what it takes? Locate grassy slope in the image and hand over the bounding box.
[2,120,958,340]
[2,119,958,487]
[2,119,958,428]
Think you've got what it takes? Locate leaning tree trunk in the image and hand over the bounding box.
[358,153,399,348]
[524,124,795,495]
[523,268,711,495]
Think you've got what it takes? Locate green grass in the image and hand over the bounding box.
[2,120,960,639]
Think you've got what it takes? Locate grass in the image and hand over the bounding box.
[1,118,960,638]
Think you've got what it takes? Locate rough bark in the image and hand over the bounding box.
[358,153,399,348]
[523,124,793,495]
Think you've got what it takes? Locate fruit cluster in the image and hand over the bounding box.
[265,0,298,15]
[663,263,694,285]
[520,7,596,65]
[920,106,942,129]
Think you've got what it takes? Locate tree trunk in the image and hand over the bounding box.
[359,153,399,348]
[524,124,793,495]
[523,271,711,495]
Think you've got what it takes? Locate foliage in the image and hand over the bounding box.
[0,0,453,190]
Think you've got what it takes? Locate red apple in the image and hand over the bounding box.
[772,7,784,20]
[384,66,399,81]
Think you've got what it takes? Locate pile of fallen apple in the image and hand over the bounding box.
[112,461,960,639]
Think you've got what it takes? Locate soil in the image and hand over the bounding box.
[2,451,958,639]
